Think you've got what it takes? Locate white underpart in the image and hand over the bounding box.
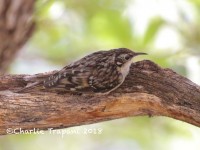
[103,60,132,95]
[120,59,132,80]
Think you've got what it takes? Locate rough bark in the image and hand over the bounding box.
[0,0,35,72]
[0,60,200,135]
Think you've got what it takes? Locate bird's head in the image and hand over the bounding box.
[113,48,147,67]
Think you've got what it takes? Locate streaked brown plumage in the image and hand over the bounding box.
[18,48,147,94]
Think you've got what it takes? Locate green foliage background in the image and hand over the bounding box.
[3,0,200,150]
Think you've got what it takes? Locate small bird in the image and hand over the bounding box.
[18,48,147,94]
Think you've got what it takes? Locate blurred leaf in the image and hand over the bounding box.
[189,0,200,7]
[143,17,165,46]
[35,0,55,20]
[89,10,133,47]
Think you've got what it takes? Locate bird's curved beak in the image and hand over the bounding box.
[135,52,147,56]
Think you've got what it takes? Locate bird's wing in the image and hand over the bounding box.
[43,67,92,90]
[43,51,108,90]
[43,50,122,93]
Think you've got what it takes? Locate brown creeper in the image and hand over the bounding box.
[18,48,147,94]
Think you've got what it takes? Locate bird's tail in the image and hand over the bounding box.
[16,81,43,93]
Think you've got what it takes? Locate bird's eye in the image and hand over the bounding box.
[124,55,130,60]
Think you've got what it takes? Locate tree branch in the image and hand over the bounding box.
[0,0,35,72]
[0,60,200,135]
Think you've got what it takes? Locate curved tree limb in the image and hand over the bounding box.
[0,60,200,135]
